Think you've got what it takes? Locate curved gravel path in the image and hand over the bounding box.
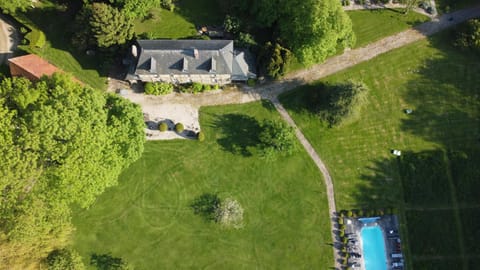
[117,5,480,269]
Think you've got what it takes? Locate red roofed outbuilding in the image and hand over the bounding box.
[8,54,60,81]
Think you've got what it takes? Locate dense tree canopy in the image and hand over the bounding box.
[0,73,144,267]
[455,19,480,52]
[0,0,31,14]
[219,0,355,66]
[73,2,134,48]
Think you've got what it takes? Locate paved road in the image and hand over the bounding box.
[116,5,480,269]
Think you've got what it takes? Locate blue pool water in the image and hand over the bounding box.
[359,217,380,224]
[361,226,387,270]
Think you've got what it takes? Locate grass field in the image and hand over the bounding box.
[17,2,107,90]
[280,32,480,269]
[134,7,197,39]
[72,101,334,269]
[347,9,429,48]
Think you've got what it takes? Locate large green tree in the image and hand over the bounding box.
[0,73,145,267]
[73,2,134,48]
[0,0,31,14]
[219,0,355,66]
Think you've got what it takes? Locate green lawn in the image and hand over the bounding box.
[176,0,224,25]
[72,101,333,269]
[134,7,197,39]
[280,32,480,269]
[16,2,107,90]
[347,9,429,48]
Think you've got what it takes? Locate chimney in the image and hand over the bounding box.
[209,57,216,73]
[193,48,199,59]
[182,57,188,72]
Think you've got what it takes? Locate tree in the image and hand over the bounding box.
[259,119,296,157]
[47,248,85,270]
[219,0,355,66]
[0,0,31,14]
[278,0,355,65]
[215,198,244,229]
[90,3,134,47]
[318,82,369,127]
[454,19,480,52]
[74,3,134,48]
[0,73,145,266]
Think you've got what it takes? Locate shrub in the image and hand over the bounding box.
[358,209,364,217]
[454,19,480,52]
[197,131,205,141]
[161,0,175,11]
[202,84,211,91]
[159,122,168,132]
[347,210,353,217]
[223,15,241,35]
[192,82,203,93]
[247,78,256,87]
[213,84,220,90]
[175,123,184,133]
[338,217,344,225]
[47,248,85,270]
[259,119,296,157]
[215,198,244,228]
[235,32,257,49]
[144,82,174,95]
[259,42,292,79]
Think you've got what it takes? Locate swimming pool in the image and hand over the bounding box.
[361,226,387,270]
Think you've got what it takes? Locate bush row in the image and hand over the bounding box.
[144,82,173,95]
[144,82,220,95]
[157,122,205,141]
[338,207,396,218]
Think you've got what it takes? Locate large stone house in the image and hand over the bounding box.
[125,39,256,85]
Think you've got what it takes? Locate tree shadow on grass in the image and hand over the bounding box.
[400,34,480,151]
[90,253,130,270]
[213,113,261,156]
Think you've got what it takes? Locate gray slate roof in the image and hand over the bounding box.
[135,40,234,76]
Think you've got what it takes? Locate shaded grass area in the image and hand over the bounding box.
[413,259,465,270]
[449,150,480,204]
[176,0,224,25]
[436,0,479,13]
[347,9,429,48]
[280,31,480,269]
[134,7,196,39]
[72,101,333,269]
[406,210,460,256]
[16,2,107,90]
[460,209,480,254]
[399,151,451,206]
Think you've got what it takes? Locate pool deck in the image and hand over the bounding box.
[343,215,404,270]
